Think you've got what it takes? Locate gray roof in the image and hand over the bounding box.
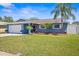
[7,19,68,25]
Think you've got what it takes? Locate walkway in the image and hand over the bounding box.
[0,33,24,37]
[0,51,16,56]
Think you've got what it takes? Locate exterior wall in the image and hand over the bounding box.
[36,23,68,34]
[67,24,79,34]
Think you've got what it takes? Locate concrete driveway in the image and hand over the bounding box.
[0,33,24,37]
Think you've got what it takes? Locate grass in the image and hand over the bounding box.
[0,34,79,56]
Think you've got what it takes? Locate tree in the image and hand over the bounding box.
[0,17,3,22]
[28,17,39,20]
[51,3,76,21]
[3,16,13,22]
[16,19,26,22]
[72,21,79,25]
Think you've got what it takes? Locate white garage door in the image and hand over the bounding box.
[8,24,22,33]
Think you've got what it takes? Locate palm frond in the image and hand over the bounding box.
[70,13,75,20]
[63,11,69,19]
[53,10,60,19]
[51,3,76,20]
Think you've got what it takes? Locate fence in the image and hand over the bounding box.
[67,24,79,34]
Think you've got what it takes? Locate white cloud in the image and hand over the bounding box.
[0,7,41,20]
[0,5,51,20]
[2,9,12,13]
[15,7,41,19]
[20,7,40,15]
[0,3,15,9]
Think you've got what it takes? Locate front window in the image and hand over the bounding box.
[39,25,46,29]
[53,24,61,29]
[39,23,53,29]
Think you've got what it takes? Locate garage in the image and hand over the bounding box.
[8,24,23,34]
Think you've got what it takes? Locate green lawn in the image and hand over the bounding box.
[0,34,79,56]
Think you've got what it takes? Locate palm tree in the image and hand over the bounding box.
[51,3,76,22]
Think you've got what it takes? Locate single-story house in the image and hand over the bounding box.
[6,19,79,34]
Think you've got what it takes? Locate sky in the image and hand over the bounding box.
[0,3,79,22]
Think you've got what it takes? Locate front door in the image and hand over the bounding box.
[32,25,36,33]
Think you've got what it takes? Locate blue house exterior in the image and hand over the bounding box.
[36,23,68,34]
[7,19,68,34]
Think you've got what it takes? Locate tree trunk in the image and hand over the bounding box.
[61,15,64,29]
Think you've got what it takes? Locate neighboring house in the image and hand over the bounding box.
[7,19,68,34]
[0,22,7,33]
